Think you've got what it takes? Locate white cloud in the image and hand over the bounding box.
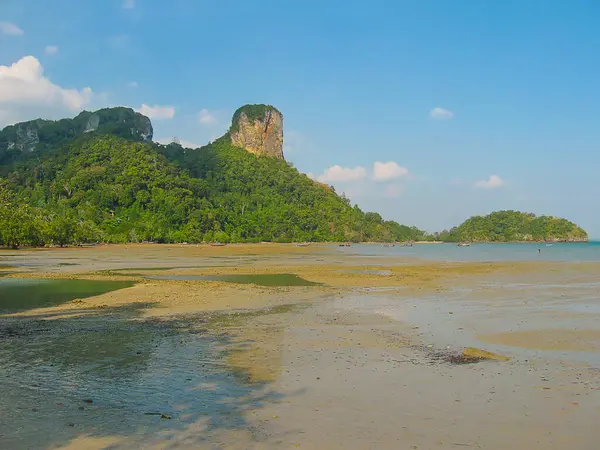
[137,104,175,120]
[156,137,201,148]
[122,0,135,9]
[0,56,93,127]
[44,45,58,56]
[127,81,138,88]
[198,108,217,125]
[373,161,409,181]
[430,107,454,120]
[474,174,505,189]
[313,165,367,183]
[0,22,24,36]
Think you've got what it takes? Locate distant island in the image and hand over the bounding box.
[430,210,588,243]
[0,106,588,248]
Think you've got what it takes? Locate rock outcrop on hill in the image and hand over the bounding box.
[228,104,284,159]
[0,107,153,157]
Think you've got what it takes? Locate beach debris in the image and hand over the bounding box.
[145,412,172,419]
[462,347,510,362]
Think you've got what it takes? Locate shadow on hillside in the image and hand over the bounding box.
[0,302,292,449]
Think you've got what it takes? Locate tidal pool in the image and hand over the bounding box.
[0,278,135,313]
[0,307,279,449]
[147,273,321,286]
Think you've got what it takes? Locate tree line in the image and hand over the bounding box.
[0,133,427,248]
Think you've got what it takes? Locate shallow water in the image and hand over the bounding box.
[0,278,135,313]
[0,306,278,448]
[338,270,600,367]
[147,273,321,286]
[347,241,600,262]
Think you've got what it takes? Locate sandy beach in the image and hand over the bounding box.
[1,243,600,449]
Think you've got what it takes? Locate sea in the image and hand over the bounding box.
[346,241,600,262]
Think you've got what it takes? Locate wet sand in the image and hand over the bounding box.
[1,244,600,449]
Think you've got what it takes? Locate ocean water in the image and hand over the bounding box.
[334,241,600,367]
[342,241,600,262]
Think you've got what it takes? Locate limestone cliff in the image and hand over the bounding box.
[228,105,284,159]
[0,107,153,155]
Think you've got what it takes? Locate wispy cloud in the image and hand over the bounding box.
[108,34,133,53]
[0,21,24,36]
[44,45,58,56]
[311,165,367,183]
[198,108,217,125]
[373,161,409,181]
[122,0,135,9]
[137,104,175,120]
[156,137,201,149]
[430,107,454,120]
[474,174,505,189]
[384,184,405,198]
[127,81,138,88]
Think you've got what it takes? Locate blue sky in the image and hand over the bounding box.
[1,0,599,236]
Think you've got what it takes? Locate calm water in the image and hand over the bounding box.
[343,241,600,262]
[0,308,276,448]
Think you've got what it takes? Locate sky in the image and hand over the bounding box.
[1,0,599,236]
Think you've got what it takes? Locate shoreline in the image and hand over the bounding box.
[2,245,600,449]
[0,238,593,253]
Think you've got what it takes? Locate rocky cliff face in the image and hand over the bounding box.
[0,107,153,154]
[229,105,284,159]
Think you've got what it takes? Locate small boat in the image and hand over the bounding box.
[210,242,226,247]
[345,242,351,247]
[295,242,310,247]
[457,242,471,247]
[382,243,395,247]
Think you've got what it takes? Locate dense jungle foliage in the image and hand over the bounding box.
[0,131,425,247]
[0,108,587,248]
[432,210,587,243]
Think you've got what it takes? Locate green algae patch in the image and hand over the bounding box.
[463,347,510,362]
[148,273,321,287]
[0,278,135,313]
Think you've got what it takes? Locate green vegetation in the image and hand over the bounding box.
[0,111,425,247]
[0,107,587,248]
[228,104,281,134]
[0,107,152,168]
[431,210,588,243]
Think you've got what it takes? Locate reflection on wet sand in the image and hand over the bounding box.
[479,329,600,352]
[0,244,600,449]
[0,303,286,449]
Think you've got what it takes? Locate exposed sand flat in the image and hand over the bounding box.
[1,244,600,449]
[479,329,600,352]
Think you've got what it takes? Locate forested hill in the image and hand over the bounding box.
[433,211,588,243]
[0,106,426,247]
[0,107,152,167]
